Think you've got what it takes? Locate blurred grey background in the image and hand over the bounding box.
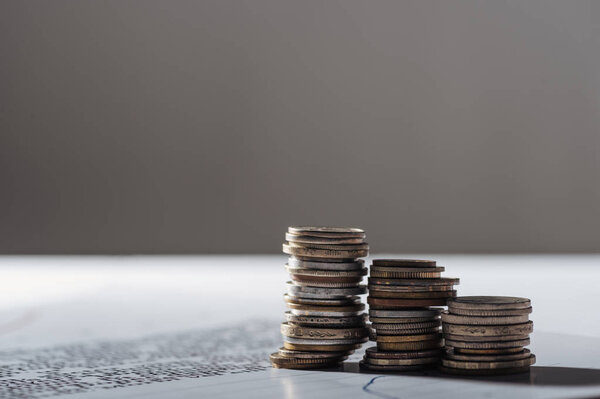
[1,0,599,254]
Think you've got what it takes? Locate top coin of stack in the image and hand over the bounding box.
[270,227,370,370]
[361,259,459,371]
[440,296,535,375]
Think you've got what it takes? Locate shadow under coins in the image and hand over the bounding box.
[340,362,600,387]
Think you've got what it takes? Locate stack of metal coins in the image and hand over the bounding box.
[361,259,459,371]
[440,296,535,375]
[270,226,370,369]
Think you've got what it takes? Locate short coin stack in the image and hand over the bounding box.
[440,296,535,375]
[361,259,459,371]
[270,226,370,369]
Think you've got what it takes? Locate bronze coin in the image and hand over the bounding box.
[444,338,530,349]
[377,340,443,351]
[370,290,457,299]
[444,333,531,342]
[372,259,436,267]
[453,347,525,355]
[443,321,533,337]
[368,277,459,286]
[368,297,449,308]
[376,333,442,343]
[448,296,531,310]
[370,271,442,279]
[365,346,441,359]
[441,310,530,325]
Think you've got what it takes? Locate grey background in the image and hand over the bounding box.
[1,0,599,254]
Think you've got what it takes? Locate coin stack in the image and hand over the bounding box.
[361,259,459,371]
[270,226,370,369]
[440,296,535,375]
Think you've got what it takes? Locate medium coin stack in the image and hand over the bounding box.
[440,296,536,375]
[361,259,459,371]
[270,226,370,369]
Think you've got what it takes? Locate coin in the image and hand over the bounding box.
[454,347,525,355]
[286,282,367,298]
[277,348,350,359]
[284,336,369,345]
[290,308,364,317]
[365,347,441,359]
[287,242,370,251]
[444,333,531,342]
[291,277,364,288]
[441,311,530,325]
[365,356,439,366]
[368,277,459,286]
[376,333,442,343]
[369,309,443,318]
[285,312,367,327]
[287,302,365,312]
[441,354,536,370]
[376,326,441,335]
[368,297,449,308]
[447,306,533,317]
[371,321,441,331]
[369,290,457,299]
[283,244,369,259]
[285,233,365,245]
[445,348,531,362]
[443,321,533,337]
[359,361,431,371]
[368,284,455,293]
[288,226,365,237]
[285,266,368,277]
[370,266,445,273]
[284,294,360,307]
[288,257,364,271]
[444,338,530,349]
[438,365,531,375]
[369,316,440,324]
[281,323,369,340]
[448,296,531,310]
[372,259,437,267]
[370,271,442,279]
[283,342,361,352]
[377,340,443,351]
[270,352,343,369]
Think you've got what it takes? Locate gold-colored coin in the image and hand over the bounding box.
[441,354,536,370]
[369,290,457,299]
[281,322,368,340]
[283,243,368,259]
[287,242,369,251]
[376,333,442,343]
[365,356,439,366]
[377,340,443,351]
[448,296,531,310]
[283,341,361,352]
[441,311,530,325]
[370,271,441,278]
[443,321,533,337]
[444,338,530,349]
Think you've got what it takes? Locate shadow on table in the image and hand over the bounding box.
[341,363,600,387]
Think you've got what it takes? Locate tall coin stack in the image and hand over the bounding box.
[270,226,370,369]
[440,296,535,375]
[361,259,459,371]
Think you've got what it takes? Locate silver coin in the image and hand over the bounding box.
[283,336,369,345]
[285,312,367,327]
[286,282,367,298]
[369,309,443,318]
[290,308,365,317]
[288,257,364,271]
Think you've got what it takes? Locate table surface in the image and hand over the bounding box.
[0,254,599,399]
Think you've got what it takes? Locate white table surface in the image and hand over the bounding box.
[0,254,599,398]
